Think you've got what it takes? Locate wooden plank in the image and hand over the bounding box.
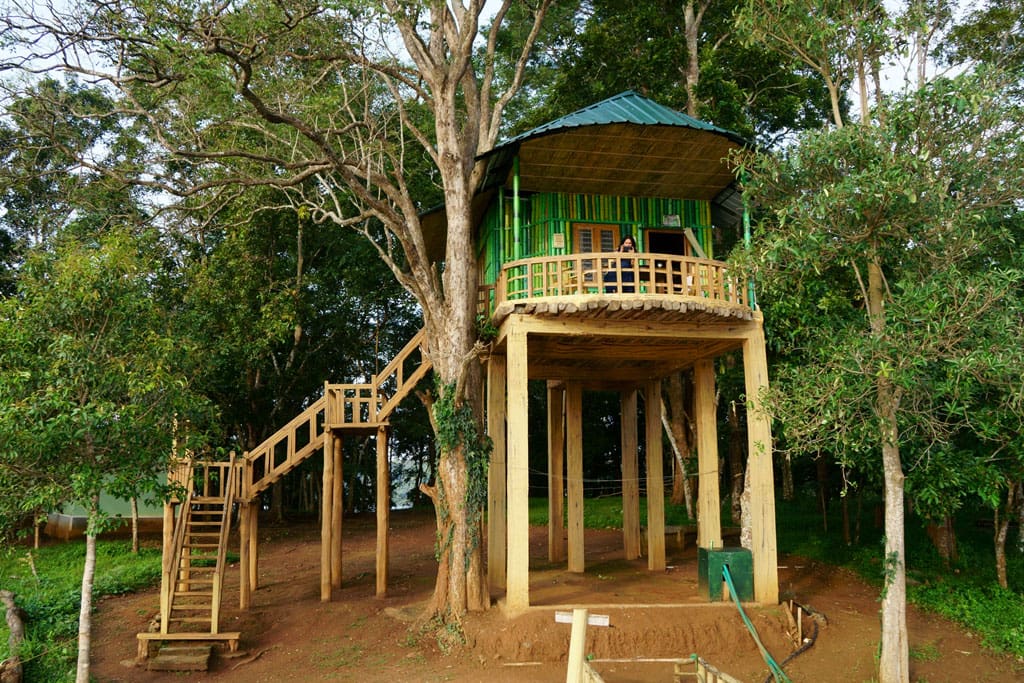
[620,390,640,560]
[320,433,333,602]
[644,381,666,571]
[694,359,722,550]
[742,315,779,604]
[248,504,258,592]
[487,356,508,592]
[566,608,589,683]
[332,434,343,589]
[238,502,250,610]
[566,382,584,574]
[547,382,565,563]
[505,327,530,610]
[375,426,390,597]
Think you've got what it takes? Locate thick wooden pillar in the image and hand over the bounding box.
[376,425,390,597]
[320,435,334,602]
[331,434,344,589]
[694,359,723,549]
[239,501,251,609]
[487,355,508,591]
[161,500,174,627]
[547,382,566,563]
[620,389,641,560]
[505,325,530,609]
[644,380,666,571]
[566,382,584,573]
[248,503,259,592]
[743,316,779,604]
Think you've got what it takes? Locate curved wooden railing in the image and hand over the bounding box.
[487,252,749,312]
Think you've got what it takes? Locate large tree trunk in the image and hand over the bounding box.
[130,497,139,554]
[0,590,24,683]
[727,401,745,522]
[663,372,694,517]
[925,515,958,566]
[995,481,1020,589]
[816,456,829,532]
[869,257,908,683]
[76,497,100,683]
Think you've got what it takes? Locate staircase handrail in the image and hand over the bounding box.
[209,453,237,634]
[160,478,194,634]
[243,396,328,500]
[375,329,432,420]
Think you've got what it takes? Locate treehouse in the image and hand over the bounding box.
[140,90,778,665]
[462,91,780,609]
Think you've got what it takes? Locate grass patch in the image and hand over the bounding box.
[0,539,162,682]
[909,641,941,662]
[773,495,1024,659]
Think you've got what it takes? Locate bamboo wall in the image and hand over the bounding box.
[478,192,713,288]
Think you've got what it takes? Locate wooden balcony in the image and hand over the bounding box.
[480,252,754,326]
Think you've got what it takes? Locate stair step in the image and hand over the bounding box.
[177,591,214,598]
[169,617,213,624]
[147,644,212,672]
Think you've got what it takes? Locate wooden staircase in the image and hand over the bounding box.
[138,329,431,665]
[243,328,431,500]
[137,457,241,666]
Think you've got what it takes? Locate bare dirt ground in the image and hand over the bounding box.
[89,508,1024,682]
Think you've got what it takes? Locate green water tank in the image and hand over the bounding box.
[697,547,754,602]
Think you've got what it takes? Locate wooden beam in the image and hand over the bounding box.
[566,382,584,573]
[620,390,641,560]
[694,359,722,550]
[320,433,334,602]
[743,315,779,604]
[504,313,758,342]
[547,382,566,563]
[487,355,508,592]
[248,504,258,592]
[376,426,390,597]
[331,434,344,589]
[505,327,530,609]
[238,501,250,609]
[644,381,666,571]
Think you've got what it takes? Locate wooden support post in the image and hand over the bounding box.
[332,434,344,589]
[320,432,334,603]
[694,359,723,549]
[644,380,666,571]
[239,501,250,609]
[160,500,173,632]
[620,389,641,560]
[506,324,530,609]
[487,355,508,592]
[376,425,390,597]
[547,382,566,563]
[566,382,584,573]
[743,315,779,604]
[249,503,259,592]
[566,608,589,683]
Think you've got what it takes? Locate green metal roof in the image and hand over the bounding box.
[493,90,747,153]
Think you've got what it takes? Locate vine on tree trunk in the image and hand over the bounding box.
[432,379,492,568]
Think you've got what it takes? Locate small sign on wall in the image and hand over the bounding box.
[552,233,565,249]
[662,214,681,227]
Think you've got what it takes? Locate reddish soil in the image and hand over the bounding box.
[90,509,1023,682]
